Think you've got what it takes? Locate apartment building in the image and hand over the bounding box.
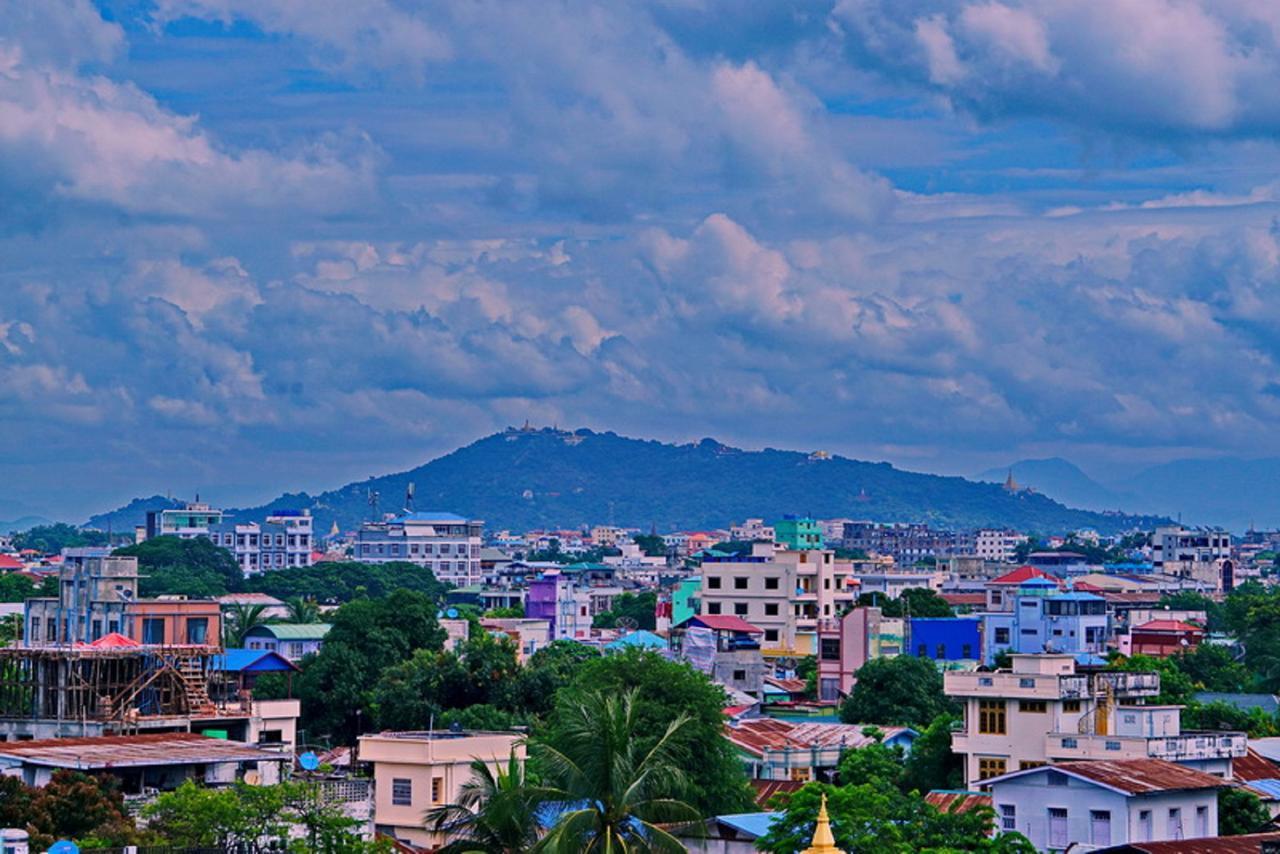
[359,730,525,849]
[976,529,1029,563]
[698,543,859,655]
[774,516,824,551]
[981,584,1109,664]
[816,606,903,701]
[947,654,1245,787]
[524,568,621,640]
[355,512,484,585]
[730,518,774,543]
[145,502,315,573]
[1151,525,1235,593]
[840,521,970,563]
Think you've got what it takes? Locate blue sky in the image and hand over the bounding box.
[5,0,1280,520]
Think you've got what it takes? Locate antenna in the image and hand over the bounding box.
[405,482,416,513]
[367,489,380,522]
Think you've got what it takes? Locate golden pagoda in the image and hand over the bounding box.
[800,794,844,854]
[1003,468,1021,492]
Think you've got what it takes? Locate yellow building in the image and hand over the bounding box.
[358,729,525,848]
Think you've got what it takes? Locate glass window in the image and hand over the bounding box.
[977,757,1006,779]
[708,577,722,589]
[186,617,208,645]
[733,603,748,616]
[431,777,443,803]
[1019,700,1047,713]
[142,617,165,645]
[1063,699,1081,712]
[978,700,1006,734]
[734,577,748,589]
[1061,737,1078,749]
[706,603,722,615]
[765,603,779,616]
[392,778,412,806]
[1000,804,1016,832]
[765,577,779,590]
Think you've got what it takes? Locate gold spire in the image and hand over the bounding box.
[1004,468,1020,492]
[801,793,843,854]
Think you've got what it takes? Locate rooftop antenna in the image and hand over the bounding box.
[368,489,380,522]
[405,482,416,514]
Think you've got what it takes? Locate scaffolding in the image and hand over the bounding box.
[0,645,229,733]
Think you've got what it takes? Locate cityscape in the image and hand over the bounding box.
[7,1,1280,853]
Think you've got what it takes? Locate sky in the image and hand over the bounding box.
[6,0,1280,521]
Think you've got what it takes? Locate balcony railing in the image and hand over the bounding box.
[1148,732,1247,761]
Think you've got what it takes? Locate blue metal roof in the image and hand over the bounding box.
[714,812,781,839]
[605,630,667,651]
[212,649,300,673]
[397,511,470,523]
[1246,779,1280,799]
[1052,592,1105,601]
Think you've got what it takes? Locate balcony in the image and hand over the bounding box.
[1148,732,1247,762]
[1094,672,1161,698]
[1047,731,1246,763]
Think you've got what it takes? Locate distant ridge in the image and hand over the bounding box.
[87,427,1168,535]
[973,458,1129,514]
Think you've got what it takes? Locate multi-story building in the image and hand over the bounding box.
[816,606,903,701]
[355,512,483,585]
[671,614,767,699]
[947,654,1245,787]
[981,582,1109,665]
[23,549,138,645]
[524,567,621,641]
[144,501,225,539]
[359,730,525,849]
[1151,525,1235,593]
[975,529,1029,563]
[840,522,969,563]
[730,518,774,543]
[207,510,315,574]
[774,516,824,551]
[698,543,860,655]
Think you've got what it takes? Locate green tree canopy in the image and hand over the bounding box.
[247,560,446,603]
[13,523,110,554]
[840,656,957,729]
[633,533,667,557]
[855,587,953,618]
[0,571,38,603]
[902,714,965,795]
[541,649,755,816]
[1174,643,1252,694]
[1219,787,1271,836]
[113,535,244,597]
[592,591,658,630]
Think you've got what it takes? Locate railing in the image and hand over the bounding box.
[1148,732,1247,761]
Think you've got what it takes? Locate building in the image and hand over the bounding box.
[731,519,775,543]
[976,529,1029,563]
[358,729,525,848]
[1151,526,1234,593]
[672,615,767,699]
[816,606,903,701]
[852,568,943,599]
[524,567,622,641]
[908,617,982,666]
[774,517,824,551]
[207,510,316,573]
[1121,620,1206,658]
[144,501,225,539]
[982,759,1226,851]
[980,581,1108,664]
[0,732,289,790]
[947,654,1244,787]
[698,543,861,655]
[724,718,916,782]
[355,512,484,585]
[478,617,552,662]
[243,623,331,661]
[839,522,968,563]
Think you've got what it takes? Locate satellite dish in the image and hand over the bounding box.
[446,608,459,619]
[243,770,262,785]
[299,751,320,771]
[616,616,638,631]
[49,842,79,854]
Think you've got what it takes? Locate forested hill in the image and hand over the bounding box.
[90,428,1167,535]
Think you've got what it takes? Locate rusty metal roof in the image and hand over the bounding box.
[726,718,914,757]
[925,789,992,814]
[0,732,283,769]
[1095,831,1280,853]
[982,759,1227,795]
[750,779,804,808]
[1233,749,1280,783]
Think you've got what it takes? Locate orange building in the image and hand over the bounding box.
[126,599,221,647]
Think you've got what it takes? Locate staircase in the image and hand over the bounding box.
[176,656,215,714]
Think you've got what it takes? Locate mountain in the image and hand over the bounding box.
[973,458,1130,514]
[89,427,1168,536]
[0,515,55,534]
[85,495,181,533]
[1116,457,1280,531]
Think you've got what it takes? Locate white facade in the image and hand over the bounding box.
[729,518,775,543]
[976,529,1029,563]
[207,511,315,574]
[355,512,483,585]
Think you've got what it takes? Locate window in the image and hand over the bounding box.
[765,629,779,643]
[1105,741,1121,751]
[186,617,209,645]
[821,637,841,661]
[708,577,722,590]
[994,628,1010,644]
[1063,699,1081,713]
[917,644,928,657]
[734,603,749,616]
[978,700,1006,734]
[962,644,973,659]
[765,603,779,616]
[1019,677,1035,688]
[935,644,946,659]
[1139,810,1152,841]
[142,617,165,645]
[1000,804,1016,832]
[1019,760,1046,771]
[30,617,40,640]
[734,577,748,590]
[1047,770,1069,787]
[431,777,443,803]
[1019,700,1047,713]
[91,619,102,639]
[977,757,1006,779]
[391,778,412,806]
[707,602,722,615]
[765,576,780,590]
[1061,737,1078,749]
[1168,808,1183,840]
[733,669,746,681]
[1048,808,1068,850]
[1090,810,1111,846]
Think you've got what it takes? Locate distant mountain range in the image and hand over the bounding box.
[0,515,55,534]
[976,456,1280,531]
[86,427,1168,536]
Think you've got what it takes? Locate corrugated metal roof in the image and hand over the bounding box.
[212,649,300,673]
[0,733,283,769]
[1096,831,1280,853]
[1243,778,1280,799]
[680,614,763,634]
[244,623,332,641]
[990,566,1062,585]
[925,790,992,815]
[713,812,781,839]
[750,779,803,807]
[726,718,915,757]
[1232,749,1280,783]
[982,759,1226,795]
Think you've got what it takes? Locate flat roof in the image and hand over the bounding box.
[0,733,283,769]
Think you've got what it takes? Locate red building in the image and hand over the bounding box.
[1128,619,1205,657]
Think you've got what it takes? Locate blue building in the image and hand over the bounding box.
[981,579,1108,664]
[909,617,982,664]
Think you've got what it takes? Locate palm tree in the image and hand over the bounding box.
[534,688,702,853]
[424,749,548,853]
[284,596,321,624]
[222,603,270,648]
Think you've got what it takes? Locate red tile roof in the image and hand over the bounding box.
[751,779,804,808]
[1132,619,1205,634]
[683,614,763,634]
[990,566,1062,586]
[0,555,23,570]
[764,676,807,694]
[984,759,1226,795]
[941,592,986,606]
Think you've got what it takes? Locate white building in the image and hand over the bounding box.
[730,518,775,543]
[976,529,1029,563]
[947,654,1245,787]
[207,511,315,574]
[983,759,1225,851]
[355,512,483,585]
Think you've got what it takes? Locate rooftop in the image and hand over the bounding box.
[1096,832,1280,853]
[0,733,282,769]
[679,614,764,634]
[726,718,915,757]
[990,566,1062,586]
[981,759,1227,795]
[243,623,332,641]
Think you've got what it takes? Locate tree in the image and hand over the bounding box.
[247,560,446,604]
[296,589,447,739]
[756,781,1033,854]
[1174,643,1252,693]
[223,603,271,648]
[284,596,321,624]
[1182,701,1280,738]
[592,591,658,630]
[514,641,602,718]
[542,649,755,816]
[114,535,244,597]
[1219,787,1271,836]
[1157,591,1219,629]
[633,534,667,557]
[855,588,953,618]
[425,750,548,853]
[535,688,701,853]
[25,770,144,851]
[13,523,109,554]
[485,606,526,618]
[0,572,38,603]
[902,714,964,794]
[840,656,956,729]
[836,729,904,789]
